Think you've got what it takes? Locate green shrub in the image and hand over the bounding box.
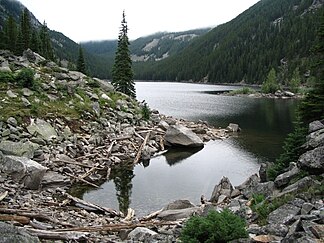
[15,68,35,88]
[267,119,307,180]
[251,194,295,225]
[141,101,151,120]
[229,87,255,95]
[261,68,280,94]
[180,209,248,243]
[0,71,15,83]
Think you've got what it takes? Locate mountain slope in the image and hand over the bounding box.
[134,0,324,83]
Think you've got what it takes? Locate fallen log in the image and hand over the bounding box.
[25,228,89,241]
[55,159,93,168]
[57,189,120,217]
[140,209,163,221]
[0,208,75,227]
[133,131,151,164]
[54,220,179,233]
[0,214,30,224]
[65,172,100,188]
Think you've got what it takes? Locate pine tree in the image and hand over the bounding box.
[3,15,17,52]
[39,21,54,60]
[299,13,324,123]
[111,11,135,98]
[20,8,31,50]
[77,45,86,74]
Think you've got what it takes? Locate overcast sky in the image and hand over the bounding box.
[18,0,260,42]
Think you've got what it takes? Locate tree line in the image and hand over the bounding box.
[133,0,323,86]
[0,8,54,60]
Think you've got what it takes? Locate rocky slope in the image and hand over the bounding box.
[0,49,228,242]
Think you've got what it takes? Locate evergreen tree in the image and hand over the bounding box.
[111,11,135,98]
[39,21,54,60]
[77,44,86,74]
[15,27,24,55]
[20,8,31,50]
[30,29,40,53]
[3,15,17,52]
[299,13,324,123]
[261,68,280,93]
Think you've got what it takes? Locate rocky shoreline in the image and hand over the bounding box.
[0,49,323,242]
[0,49,230,242]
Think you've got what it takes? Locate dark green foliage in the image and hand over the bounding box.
[15,67,35,88]
[180,209,248,243]
[20,8,31,50]
[299,12,324,123]
[77,45,86,74]
[39,21,54,60]
[267,119,307,180]
[0,71,15,83]
[288,68,301,93]
[140,101,151,120]
[3,15,17,52]
[134,0,323,84]
[111,11,136,98]
[251,194,294,225]
[261,68,280,93]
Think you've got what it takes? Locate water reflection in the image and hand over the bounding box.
[164,147,203,166]
[111,164,134,215]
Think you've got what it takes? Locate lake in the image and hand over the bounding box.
[82,82,298,216]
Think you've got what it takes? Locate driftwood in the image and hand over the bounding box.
[78,163,100,180]
[75,153,99,161]
[123,208,135,221]
[0,208,75,227]
[54,220,179,233]
[140,209,163,221]
[133,131,151,164]
[0,191,8,202]
[159,135,165,151]
[55,159,93,168]
[65,172,100,188]
[0,214,30,224]
[57,189,120,217]
[25,228,89,240]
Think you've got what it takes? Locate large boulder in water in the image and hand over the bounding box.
[164,124,204,148]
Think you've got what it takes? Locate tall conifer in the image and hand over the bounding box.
[77,45,86,74]
[111,11,135,98]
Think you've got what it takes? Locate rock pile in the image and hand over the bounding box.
[0,49,230,242]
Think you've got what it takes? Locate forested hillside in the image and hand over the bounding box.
[134,0,323,84]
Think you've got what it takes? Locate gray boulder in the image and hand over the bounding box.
[267,203,301,225]
[0,221,40,243]
[274,164,300,188]
[304,128,324,149]
[0,155,47,189]
[298,146,324,174]
[127,227,157,242]
[164,124,204,147]
[210,176,234,203]
[164,199,195,210]
[309,120,324,133]
[0,140,38,158]
[158,207,201,221]
[27,118,58,142]
[279,176,320,197]
[248,181,275,198]
[226,123,241,132]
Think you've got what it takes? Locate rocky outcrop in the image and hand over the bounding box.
[298,146,324,174]
[0,155,47,189]
[164,124,204,147]
[0,222,40,243]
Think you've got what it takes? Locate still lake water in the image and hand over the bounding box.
[83,82,298,216]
